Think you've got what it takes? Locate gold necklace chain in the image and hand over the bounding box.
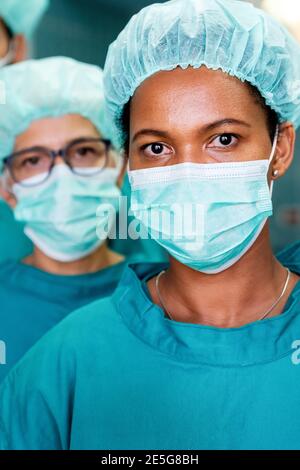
[155,268,291,322]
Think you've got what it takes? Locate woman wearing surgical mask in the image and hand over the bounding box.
[0,0,49,265]
[0,57,127,383]
[1,0,300,450]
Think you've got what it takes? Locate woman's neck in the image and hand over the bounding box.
[22,243,124,276]
[148,225,300,328]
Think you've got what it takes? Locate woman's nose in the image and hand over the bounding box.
[52,155,67,166]
[173,147,210,165]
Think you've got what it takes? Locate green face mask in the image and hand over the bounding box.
[13,165,122,262]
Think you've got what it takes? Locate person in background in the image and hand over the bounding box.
[2,0,300,451]
[0,0,49,65]
[0,56,127,383]
[0,0,50,262]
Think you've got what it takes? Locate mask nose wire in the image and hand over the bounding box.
[269,124,279,196]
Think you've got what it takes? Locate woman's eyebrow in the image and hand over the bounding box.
[203,118,251,132]
[132,119,251,143]
[132,129,171,143]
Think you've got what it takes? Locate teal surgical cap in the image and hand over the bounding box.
[0,0,49,37]
[104,0,300,139]
[0,56,113,161]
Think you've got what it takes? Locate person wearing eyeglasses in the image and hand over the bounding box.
[0,0,50,265]
[0,0,49,67]
[0,56,129,383]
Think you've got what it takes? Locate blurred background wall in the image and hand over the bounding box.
[28,0,300,251]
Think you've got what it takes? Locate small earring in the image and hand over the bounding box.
[272,169,279,178]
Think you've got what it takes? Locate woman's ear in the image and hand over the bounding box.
[0,177,17,209]
[12,34,28,63]
[271,122,296,180]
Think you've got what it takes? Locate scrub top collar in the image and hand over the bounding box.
[1,259,127,285]
[112,263,300,367]
[0,259,128,309]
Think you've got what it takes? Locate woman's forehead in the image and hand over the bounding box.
[14,115,101,151]
[130,66,265,129]
[133,67,249,100]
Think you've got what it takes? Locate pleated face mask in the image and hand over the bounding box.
[13,164,121,262]
[128,127,279,274]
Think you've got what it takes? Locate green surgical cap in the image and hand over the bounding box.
[104,0,300,139]
[0,56,113,161]
[0,0,49,37]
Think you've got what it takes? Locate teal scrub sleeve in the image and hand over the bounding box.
[0,325,74,450]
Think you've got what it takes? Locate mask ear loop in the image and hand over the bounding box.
[269,124,279,196]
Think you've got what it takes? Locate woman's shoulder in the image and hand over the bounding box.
[277,241,300,273]
[3,295,118,377]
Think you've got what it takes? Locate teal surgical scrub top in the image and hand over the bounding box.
[0,201,32,261]
[0,259,126,383]
[277,241,300,270]
[1,262,300,450]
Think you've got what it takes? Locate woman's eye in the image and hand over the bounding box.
[142,143,173,158]
[209,133,238,148]
[22,156,42,167]
[76,147,95,157]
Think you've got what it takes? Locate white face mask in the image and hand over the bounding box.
[128,127,279,274]
[13,164,122,262]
